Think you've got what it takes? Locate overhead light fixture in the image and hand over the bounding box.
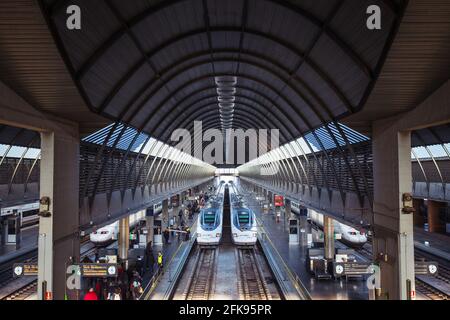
[215,76,237,132]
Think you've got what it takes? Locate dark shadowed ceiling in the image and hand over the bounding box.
[38,0,406,145]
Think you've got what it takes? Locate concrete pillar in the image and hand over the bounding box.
[285,200,292,220]
[118,216,130,261]
[324,216,335,260]
[428,200,445,233]
[372,121,415,300]
[145,215,154,245]
[171,195,180,224]
[413,199,424,227]
[37,131,80,300]
[162,199,169,230]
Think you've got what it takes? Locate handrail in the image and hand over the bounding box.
[141,222,198,300]
[256,221,311,300]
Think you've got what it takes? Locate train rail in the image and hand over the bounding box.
[1,242,96,300]
[185,248,217,300]
[236,247,271,300]
[0,250,38,289]
[357,243,450,300]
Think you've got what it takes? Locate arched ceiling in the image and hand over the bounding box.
[39,0,406,145]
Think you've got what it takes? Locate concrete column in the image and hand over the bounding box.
[324,216,335,260]
[372,121,415,300]
[118,216,130,261]
[145,215,154,245]
[162,199,169,229]
[428,200,445,233]
[171,195,180,224]
[37,131,80,300]
[285,200,292,220]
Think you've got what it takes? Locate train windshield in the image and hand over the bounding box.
[234,208,253,230]
[201,208,219,230]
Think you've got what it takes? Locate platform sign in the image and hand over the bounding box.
[274,195,284,207]
[415,261,438,275]
[76,263,118,278]
[333,262,374,278]
[13,263,38,277]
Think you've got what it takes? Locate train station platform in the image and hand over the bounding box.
[240,190,369,300]
[140,212,198,300]
[414,228,450,261]
[0,226,38,265]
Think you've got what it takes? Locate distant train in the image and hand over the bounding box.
[307,208,367,248]
[89,209,147,246]
[0,202,40,229]
[289,200,367,248]
[229,184,257,246]
[197,183,224,246]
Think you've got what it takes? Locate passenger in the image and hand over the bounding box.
[157,251,163,273]
[163,228,170,244]
[95,280,102,298]
[108,287,122,300]
[185,227,191,241]
[178,209,183,224]
[145,242,155,275]
[169,217,175,236]
[135,256,144,277]
[130,271,143,300]
[83,287,98,300]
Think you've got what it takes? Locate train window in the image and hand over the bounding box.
[22,209,38,218]
[203,211,216,225]
[348,231,357,235]
[237,211,250,224]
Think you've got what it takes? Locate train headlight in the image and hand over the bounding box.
[233,233,237,237]
[216,233,221,237]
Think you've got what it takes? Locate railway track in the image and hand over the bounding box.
[236,248,271,300]
[0,250,38,289]
[357,243,450,300]
[1,243,96,300]
[185,248,217,300]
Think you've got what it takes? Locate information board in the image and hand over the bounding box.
[78,263,118,277]
[13,263,38,277]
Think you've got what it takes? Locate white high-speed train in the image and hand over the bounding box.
[196,183,224,246]
[89,209,149,246]
[290,200,367,248]
[229,184,257,246]
[1,202,40,229]
[305,207,367,248]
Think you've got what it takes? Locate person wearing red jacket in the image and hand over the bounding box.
[83,288,98,300]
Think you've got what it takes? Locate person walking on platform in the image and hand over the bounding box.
[178,209,184,224]
[185,227,191,241]
[108,287,122,300]
[157,251,164,274]
[145,242,155,275]
[83,287,98,300]
[163,228,170,244]
[130,271,143,300]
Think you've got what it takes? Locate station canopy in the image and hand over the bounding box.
[39,0,406,148]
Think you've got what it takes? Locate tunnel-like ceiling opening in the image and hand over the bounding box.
[39,0,406,162]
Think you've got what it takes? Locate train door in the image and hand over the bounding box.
[5,213,21,247]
